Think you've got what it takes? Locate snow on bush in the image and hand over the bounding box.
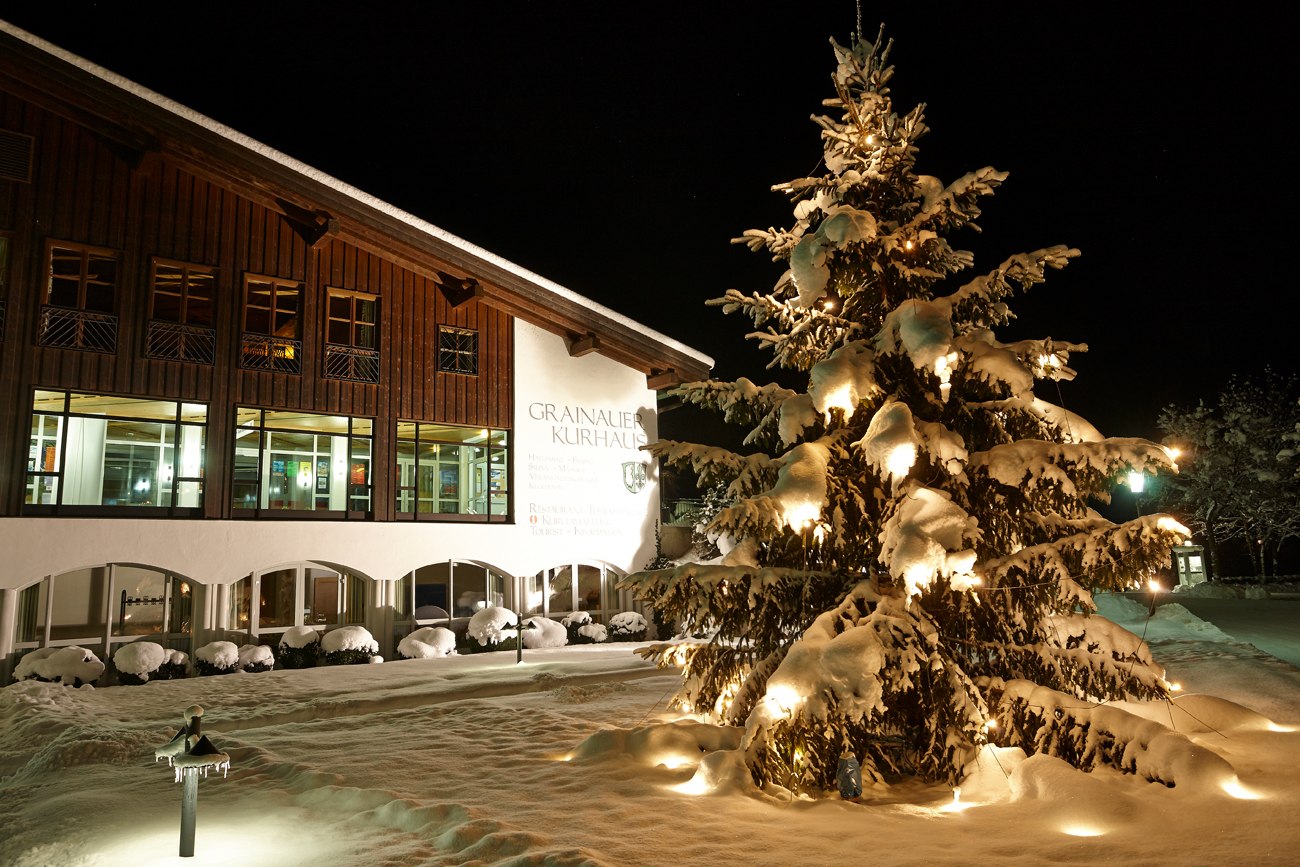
[574,718,744,768]
[238,643,274,672]
[195,641,239,676]
[1174,581,1270,600]
[398,626,457,659]
[523,617,568,649]
[276,626,322,669]
[113,642,189,684]
[561,611,605,645]
[13,646,105,686]
[993,679,1239,791]
[320,625,379,665]
[578,623,608,643]
[467,606,518,652]
[608,612,648,642]
[1008,753,1142,835]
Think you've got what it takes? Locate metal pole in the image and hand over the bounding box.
[179,769,197,857]
[516,574,524,665]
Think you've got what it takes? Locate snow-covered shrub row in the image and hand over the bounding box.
[276,626,321,669]
[113,642,188,685]
[194,641,240,676]
[398,626,457,659]
[13,646,105,686]
[320,625,380,665]
[607,612,647,642]
[522,616,567,649]
[562,611,607,645]
[238,643,275,672]
[467,606,519,653]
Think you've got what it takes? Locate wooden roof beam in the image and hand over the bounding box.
[647,368,685,390]
[276,198,338,248]
[566,332,601,357]
[437,272,483,308]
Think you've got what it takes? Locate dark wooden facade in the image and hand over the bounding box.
[0,21,710,524]
[0,79,513,521]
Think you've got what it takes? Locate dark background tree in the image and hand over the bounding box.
[1157,371,1300,579]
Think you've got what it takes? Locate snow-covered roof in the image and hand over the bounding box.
[0,19,712,381]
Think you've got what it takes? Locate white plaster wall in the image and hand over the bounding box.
[512,320,660,574]
[0,321,660,592]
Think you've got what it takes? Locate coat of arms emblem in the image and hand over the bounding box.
[621,461,648,493]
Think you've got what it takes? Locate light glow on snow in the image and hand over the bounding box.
[1156,515,1191,538]
[1060,824,1106,837]
[940,787,976,813]
[766,683,804,714]
[886,443,917,479]
[821,384,857,419]
[1221,777,1263,800]
[785,501,822,532]
[672,774,713,796]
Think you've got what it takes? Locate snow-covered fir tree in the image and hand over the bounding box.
[625,29,1190,793]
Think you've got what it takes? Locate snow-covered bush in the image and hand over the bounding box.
[562,611,606,645]
[398,626,458,659]
[522,616,568,649]
[580,622,608,643]
[238,643,275,673]
[320,625,379,665]
[276,626,322,669]
[13,646,105,686]
[194,641,239,676]
[113,642,188,685]
[607,612,648,642]
[467,606,519,653]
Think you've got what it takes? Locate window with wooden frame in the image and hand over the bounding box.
[146,258,216,363]
[437,325,478,375]
[240,274,301,373]
[38,241,119,353]
[323,287,379,383]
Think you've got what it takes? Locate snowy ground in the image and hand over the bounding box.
[3,597,1299,867]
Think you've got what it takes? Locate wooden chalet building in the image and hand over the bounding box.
[0,20,711,675]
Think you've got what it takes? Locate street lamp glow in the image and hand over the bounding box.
[1126,471,1145,493]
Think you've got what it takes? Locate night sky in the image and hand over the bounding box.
[4,3,1293,441]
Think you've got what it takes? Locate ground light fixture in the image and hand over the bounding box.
[154,704,231,858]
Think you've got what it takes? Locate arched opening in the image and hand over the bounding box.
[10,564,197,676]
[226,562,372,645]
[533,561,628,623]
[393,560,514,647]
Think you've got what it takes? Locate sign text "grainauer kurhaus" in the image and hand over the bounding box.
[527,402,647,449]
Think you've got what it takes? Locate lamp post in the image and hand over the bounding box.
[1126,471,1145,520]
[154,705,231,858]
[516,615,537,664]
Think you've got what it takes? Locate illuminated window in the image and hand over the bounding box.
[232,407,372,515]
[400,560,510,625]
[395,422,508,520]
[438,325,478,375]
[14,567,193,656]
[323,287,379,383]
[39,241,119,352]
[240,274,301,373]
[25,390,207,514]
[146,258,216,363]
